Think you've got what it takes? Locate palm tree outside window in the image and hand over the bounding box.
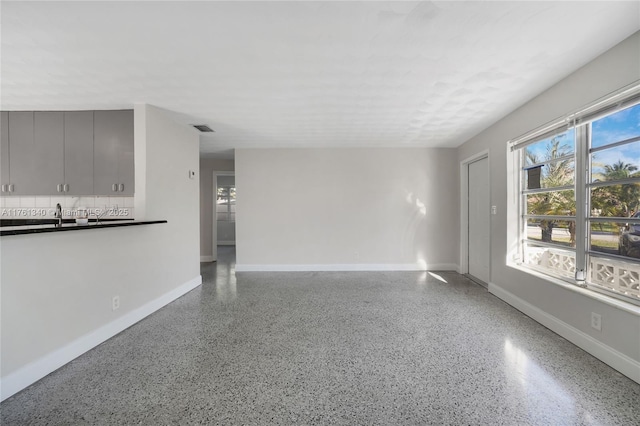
[217,186,236,222]
[516,99,640,302]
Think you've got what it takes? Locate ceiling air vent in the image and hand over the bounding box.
[192,124,214,132]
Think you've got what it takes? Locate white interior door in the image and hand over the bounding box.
[468,157,490,284]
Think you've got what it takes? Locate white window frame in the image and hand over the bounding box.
[509,81,640,305]
[216,185,236,223]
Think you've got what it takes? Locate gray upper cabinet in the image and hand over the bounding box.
[34,112,65,195]
[4,111,66,195]
[8,111,65,195]
[1,109,133,196]
[64,111,94,195]
[1,112,9,192]
[94,110,134,196]
[5,112,34,195]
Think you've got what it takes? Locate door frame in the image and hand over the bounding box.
[212,171,235,262]
[460,150,490,280]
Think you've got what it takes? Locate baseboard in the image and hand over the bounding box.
[0,275,203,402]
[431,263,460,273]
[200,256,215,262]
[489,282,640,384]
[235,263,459,272]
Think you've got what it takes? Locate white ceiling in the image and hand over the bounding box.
[2,1,639,159]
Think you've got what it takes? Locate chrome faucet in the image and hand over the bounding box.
[55,203,62,227]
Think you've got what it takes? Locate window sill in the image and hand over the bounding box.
[506,262,640,316]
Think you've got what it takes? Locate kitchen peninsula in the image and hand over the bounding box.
[1,105,201,402]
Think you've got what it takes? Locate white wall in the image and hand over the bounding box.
[199,158,234,261]
[457,31,640,382]
[0,104,201,400]
[235,148,458,271]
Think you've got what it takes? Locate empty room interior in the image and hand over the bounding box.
[1,1,640,424]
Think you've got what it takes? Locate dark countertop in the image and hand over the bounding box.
[1,219,167,236]
[1,218,130,227]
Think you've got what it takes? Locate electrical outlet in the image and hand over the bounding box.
[112,295,120,311]
[591,312,601,331]
[491,206,497,215]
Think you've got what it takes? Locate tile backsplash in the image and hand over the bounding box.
[0,196,135,219]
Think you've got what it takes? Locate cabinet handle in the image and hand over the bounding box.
[112,183,118,192]
[119,183,124,192]
[9,184,14,193]
[1,184,6,192]
[57,184,63,193]
[64,184,69,192]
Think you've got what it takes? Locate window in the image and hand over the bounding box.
[217,185,236,222]
[521,129,577,280]
[512,84,640,303]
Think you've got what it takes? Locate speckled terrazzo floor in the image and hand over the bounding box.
[2,247,639,425]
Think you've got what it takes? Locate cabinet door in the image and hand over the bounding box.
[64,111,94,195]
[94,110,121,195]
[117,110,134,196]
[1,112,9,189]
[9,111,36,195]
[33,112,65,195]
[94,110,134,195]
[8,112,35,195]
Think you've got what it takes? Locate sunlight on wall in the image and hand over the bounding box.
[404,191,426,216]
[401,188,432,269]
[416,256,427,270]
[405,191,414,204]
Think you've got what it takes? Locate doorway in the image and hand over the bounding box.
[212,172,235,262]
[461,153,490,287]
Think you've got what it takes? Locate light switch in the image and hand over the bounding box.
[491,206,497,215]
